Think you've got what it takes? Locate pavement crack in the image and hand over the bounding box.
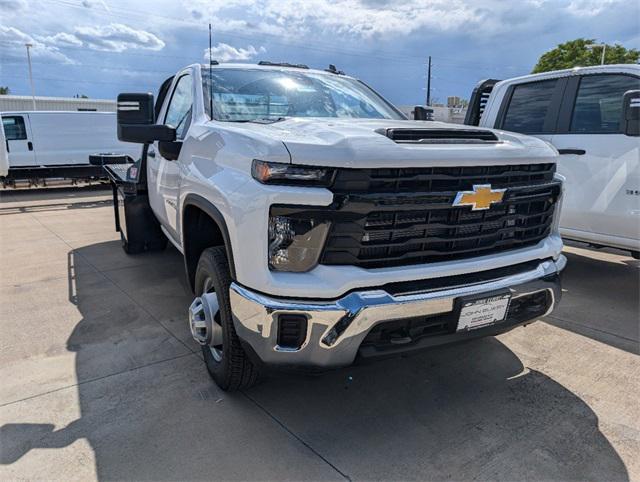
[241,390,352,481]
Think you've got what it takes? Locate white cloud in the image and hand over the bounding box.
[186,0,489,38]
[44,32,83,47]
[0,21,165,67]
[80,0,112,11]
[0,0,27,14]
[204,42,266,61]
[70,23,165,52]
[184,0,638,40]
[566,0,627,17]
[0,25,75,63]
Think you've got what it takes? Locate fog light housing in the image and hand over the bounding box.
[268,215,330,272]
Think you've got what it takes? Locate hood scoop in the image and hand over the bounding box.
[381,128,499,144]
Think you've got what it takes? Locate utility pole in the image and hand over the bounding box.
[426,56,432,106]
[25,43,36,110]
[600,44,606,65]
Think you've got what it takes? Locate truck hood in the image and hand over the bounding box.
[230,117,557,168]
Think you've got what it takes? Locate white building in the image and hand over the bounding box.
[398,105,468,124]
[0,95,115,112]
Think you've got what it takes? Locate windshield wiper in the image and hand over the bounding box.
[248,117,287,124]
[217,117,287,124]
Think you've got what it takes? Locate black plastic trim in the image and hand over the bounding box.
[464,78,500,126]
[3,165,106,180]
[558,149,586,155]
[182,193,237,284]
[556,75,580,134]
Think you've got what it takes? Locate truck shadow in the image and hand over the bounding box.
[548,248,639,354]
[0,240,630,481]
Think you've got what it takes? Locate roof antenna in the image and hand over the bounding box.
[208,23,214,121]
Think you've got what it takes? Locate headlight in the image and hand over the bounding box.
[252,160,335,187]
[268,213,330,272]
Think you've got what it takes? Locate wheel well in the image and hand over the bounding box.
[182,204,228,292]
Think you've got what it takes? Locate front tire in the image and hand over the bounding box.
[121,232,144,254]
[194,246,259,391]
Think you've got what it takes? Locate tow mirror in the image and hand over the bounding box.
[158,140,182,161]
[117,93,176,143]
[622,90,640,137]
[413,106,433,121]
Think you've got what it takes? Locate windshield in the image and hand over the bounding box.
[202,68,403,122]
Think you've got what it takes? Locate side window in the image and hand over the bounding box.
[164,74,193,140]
[570,74,640,134]
[501,80,558,134]
[2,116,27,140]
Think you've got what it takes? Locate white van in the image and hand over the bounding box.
[0,117,7,177]
[465,64,640,258]
[0,111,140,180]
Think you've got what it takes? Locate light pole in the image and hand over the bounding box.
[25,43,36,110]
[426,56,432,106]
[587,43,607,65]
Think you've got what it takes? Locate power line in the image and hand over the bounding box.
[0,58,177,76]
[1,73,155,87]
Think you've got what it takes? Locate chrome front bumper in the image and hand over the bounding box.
[229,256,566,368]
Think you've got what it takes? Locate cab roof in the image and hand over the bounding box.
[197,62,354,79]
[497,64,639,85]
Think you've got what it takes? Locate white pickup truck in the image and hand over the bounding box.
[110,62,566,390]
[465,64,640,258]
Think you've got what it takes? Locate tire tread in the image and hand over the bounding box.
[196,246,259,391]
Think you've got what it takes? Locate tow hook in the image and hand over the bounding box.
[188,293,221,346]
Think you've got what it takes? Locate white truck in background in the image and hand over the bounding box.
[108,61,566,391]
[0,119,7,177]
[0,111,140,184]
[465,64,640,258]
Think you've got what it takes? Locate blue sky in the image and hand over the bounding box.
[0,0,638,106]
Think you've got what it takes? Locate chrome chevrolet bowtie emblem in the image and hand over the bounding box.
[452,184,506,210]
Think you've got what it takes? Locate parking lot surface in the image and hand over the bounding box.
[1,186,638,481]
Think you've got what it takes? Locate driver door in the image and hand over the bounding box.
[552,73,640,240]
[2,115,35,167]
[148,72,193,241]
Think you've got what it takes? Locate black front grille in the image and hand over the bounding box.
[320,163,559,269]
[329,163,555,194]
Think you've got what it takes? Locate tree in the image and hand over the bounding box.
[532,38,639,73]
[0,86,9,95]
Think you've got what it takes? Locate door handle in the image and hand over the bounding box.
[558,148,586,155]
[27,141,33,151]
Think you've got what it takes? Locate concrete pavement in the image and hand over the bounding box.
[1,185,638,481]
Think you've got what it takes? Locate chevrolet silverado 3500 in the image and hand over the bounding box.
[109,62,566,390]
